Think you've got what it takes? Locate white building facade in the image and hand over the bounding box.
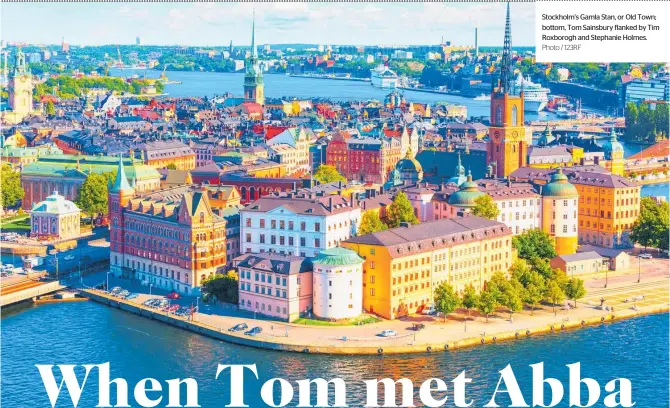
[240,194,361,258]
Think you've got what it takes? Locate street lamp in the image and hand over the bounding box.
[106,271,111,292]
[637,256,641,283]
[150,283,153,297]
[604,267,608,288]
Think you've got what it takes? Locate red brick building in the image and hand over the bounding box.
[326,132,402,184]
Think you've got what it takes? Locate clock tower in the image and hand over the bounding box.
[9,48,33,118]
[243,12,264,105]
[487,2,527,178]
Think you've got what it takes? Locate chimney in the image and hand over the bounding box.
[379,186,385,194]
[328,197,333,210]
[338,181,343,188]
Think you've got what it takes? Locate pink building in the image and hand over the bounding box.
[236,253,313,322]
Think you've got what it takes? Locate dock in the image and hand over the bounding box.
[0,276,65,308]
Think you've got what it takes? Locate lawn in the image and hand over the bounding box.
[0,215,31,232]
[293,315,382,326]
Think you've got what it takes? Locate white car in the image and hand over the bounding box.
[422,304,436,315]
[638,253,652,259]
[379,330,397,337]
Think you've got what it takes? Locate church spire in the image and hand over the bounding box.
[499,1,513,94]
[110,157,134,193]
[251,10,257,58]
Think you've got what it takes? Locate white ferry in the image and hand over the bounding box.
[512,73,550,112]
[474,93,489,101]
[370,64,399,88]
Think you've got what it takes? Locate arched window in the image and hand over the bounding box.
[240,186,247,200]
[511,106,518,126]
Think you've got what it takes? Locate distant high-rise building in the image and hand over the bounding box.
[243,12,264,105]
[61,37,69,53]
[136,36,141,46]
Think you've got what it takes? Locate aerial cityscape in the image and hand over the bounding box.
[1,2,668,407]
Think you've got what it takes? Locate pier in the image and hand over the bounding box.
[0,276,65,308]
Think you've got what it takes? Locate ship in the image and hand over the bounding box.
[473,93,489,100]
[512,73,550,112]
[370,64,399,88]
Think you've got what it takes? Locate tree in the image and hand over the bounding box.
[433,282,460,322]
[630,197,670,252]
[385,192,419,228]
[511,260,546,315]
[472,194,500,220]
[477,289,497,323]
[0,164,25,209]
[512,228,557,260]
[461,284,479,331]
[565,278,586,308]
[313,165,346,184]
[202,271,239,304]
[46,100,56,117]
[546,280,566,316]
[76,173,110,225]
[499,278,523,321]
[166,163,177,170]
[358,211,387,236]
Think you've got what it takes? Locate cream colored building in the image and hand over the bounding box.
[30,191,81,240]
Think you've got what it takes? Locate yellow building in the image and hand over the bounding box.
[343,217,514,319]
[571,171,641,249]
[602,127,625,176]
[541,169,579,255]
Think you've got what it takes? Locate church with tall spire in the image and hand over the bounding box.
[487,2,527,178]
[4,48,35,124]
[244,12,265,105]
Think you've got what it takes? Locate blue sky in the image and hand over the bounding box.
[2,2,535,47]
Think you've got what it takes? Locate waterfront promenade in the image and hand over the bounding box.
[78,257,669,355]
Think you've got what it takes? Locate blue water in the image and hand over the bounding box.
[1,302,667,407]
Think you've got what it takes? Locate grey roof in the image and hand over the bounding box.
[241,194,356,216]
[577,245,629,259]
[345,216,510,258]
[236,253,312,275]
[556,251,603,263]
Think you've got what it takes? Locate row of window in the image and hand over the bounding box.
[240,300,289,316]
[241,284,289,298]
[239,270,289,286]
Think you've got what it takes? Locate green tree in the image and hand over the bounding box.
[313,165,346,184]
[202,271,239,304]
[472,194,500,220]
[45,100,56,117]
[546,280,566,316]
[630,197,670,252]
[358,211,387,236]
[511,260,546,315]
[565,278,587,308]
[461,284,479,331]
[512,228,557,260]
[76,173,110,225]
[433,282,461,322]
[0,164,25,209]
[166,163,177,170]
[385,192,419,228]
[477,289,497,323]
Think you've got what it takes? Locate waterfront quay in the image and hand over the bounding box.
[79,260,669,355]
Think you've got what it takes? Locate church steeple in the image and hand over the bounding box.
[110,157,134,194]
[251,10,257,58]
[499,1,513,94]
[244,10,265,105]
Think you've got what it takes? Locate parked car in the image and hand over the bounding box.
[63,255,75,261]
[157,299,169,308]
[167,291,180,300]
[166,305,180,313]
[421,304,436,315]
[639,253,652,259]
[125,293,139,300]
[109,287,122,295]
[116,290,130,298]
[229,323,249,332]
[175,307,192,317]
[244,327,262,336]
[379,330,397,337]
[412,324,425,331]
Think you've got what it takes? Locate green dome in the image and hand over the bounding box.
[312,248,364,266]
[448,172,484,207]
[542,169,578,198]
[396,149,423,173]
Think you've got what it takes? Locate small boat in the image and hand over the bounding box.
[474,93,489,101]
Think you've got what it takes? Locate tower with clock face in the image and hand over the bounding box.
[486,2,527,178]
[8,48,33,117]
